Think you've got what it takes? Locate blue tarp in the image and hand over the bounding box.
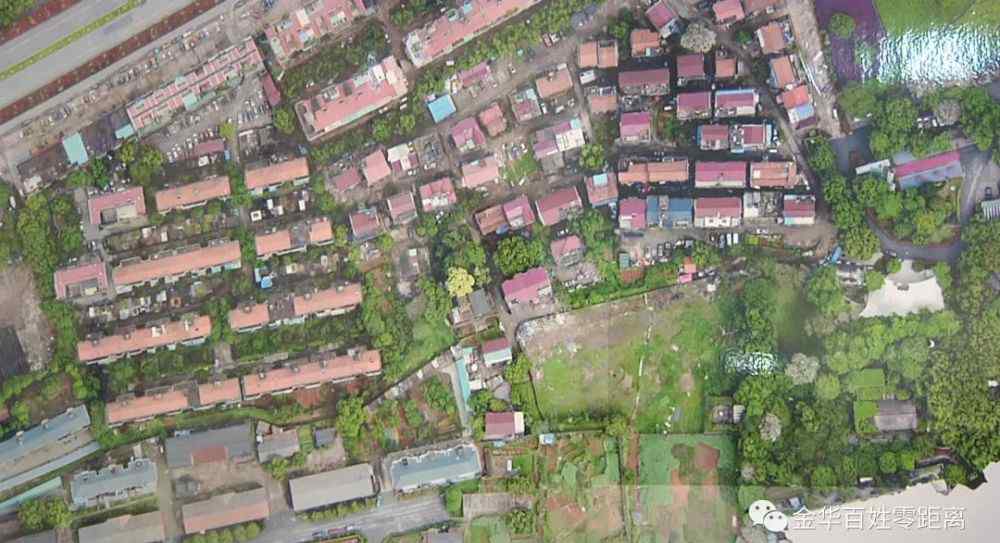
[427,95,457,123]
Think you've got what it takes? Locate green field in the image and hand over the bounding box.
[529,293,723,432]
[772,266,817,355]
[874,0,1000,33]
[637,434,737,543]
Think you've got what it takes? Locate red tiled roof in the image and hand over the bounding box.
[757,22,788,54]
[245,157,310,191]
[677,54,706,79]
[585,172,619,205]
[715,56,738,78]
[293,284,363,317]
[262,73,282,107]
[619,161,689,184]
[483,337,511,356]
[477,102,507,136]
[362,150,392,186]
[242,350,382,397]
[695,161,748,185]
[461,156,500,188]
[550,235,583,260]
[198,378,242,406]
[155,175,231,213]
[716,89,758,108]
[535,66,574,99]
[770,56,797,88]
[387,191,417,221]
[619,68,670,89]
[255,217,333,258]
[630,29,661,55]
[107,388,191,425]
[78,316,212,363]
[645,1,678,31]
[578,41,619,69]
[182,488,270,534]
[620,111,652,140]
[699,124,730,145]
[501,267,551,304]
[475,204,508,235]
[229,303,270,331]
[459,61,493,88]
[502,195,535,228]
[535,186,582,226]
[737,124,767,145]
[588,92,618,114]
[332,167,363,192]
[484,411,523,440]
[713,0,745,23]
[419,177,458,211]
[677,91,712,112]
[619,197,647,230]
[112,241,241,287]
[783,195,816,217]
[750,161,798,188]
[780,85,812,108]
[893,150,961,178]
[695,196,742,218]
[350,209,382,239]
[255,230,293,258]
[54,261,108,300]
[88,187,146,225]
[192,139,226,157]
[451,117,487,150]
[297,56,408,138]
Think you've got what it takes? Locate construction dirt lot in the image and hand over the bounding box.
[0,265,52,371]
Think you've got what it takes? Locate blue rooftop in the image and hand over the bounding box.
[668,197,693,212]
[62,133,89,166]
[114,124,136,140]
[428,95,457,123]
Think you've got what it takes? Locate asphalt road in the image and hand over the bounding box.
[257,494,449,543]
[0,0,188,109]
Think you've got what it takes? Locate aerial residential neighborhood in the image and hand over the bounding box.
[0,0,999,543]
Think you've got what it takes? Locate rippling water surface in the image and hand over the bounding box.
[870,25,1000,85]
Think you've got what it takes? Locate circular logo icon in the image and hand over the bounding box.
[748,500,776,525]
[763,510,789,532]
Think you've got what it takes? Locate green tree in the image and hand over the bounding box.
[18,497,71,532]
[422,377,456,414]
[933,261,952,290]
[839,81,882,119]
[807,266,847,316]
[274,107,297,135]
[811,465,838,489]
[580,143,606,172]
[219,121,236,140]
[864,270,885,292]
[815,373,842,401]
[828,12,856,38]
[495,235,545,277]
[446,267,475,297]
[335,396,367,440]
[879,451,898,474]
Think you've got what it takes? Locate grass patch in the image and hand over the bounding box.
[853,400,879,432]
[772,265,817,355]
[533,296,722,434]
[0,0,143,80]
[468,516,512,543]
[847,368,886,400]
[400,316,456,376]
[502,151,540,184]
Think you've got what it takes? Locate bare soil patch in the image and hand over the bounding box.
[0,265,51,370]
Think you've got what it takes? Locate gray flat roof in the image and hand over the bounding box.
[78,510,165,543]
[0,406,90,467]
[257,431,300,463]
[289,463,375,511]
[165,424,253,469]
[70,458,157,505]
[390,442,482,491]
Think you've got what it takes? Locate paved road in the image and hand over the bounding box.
[0,0,190,109]
[258,494,449,543]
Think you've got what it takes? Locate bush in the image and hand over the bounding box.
[829,12,856,38]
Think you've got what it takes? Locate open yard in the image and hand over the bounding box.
[521,286,724,433]
[637,434,737,543]
[772,265,817,356]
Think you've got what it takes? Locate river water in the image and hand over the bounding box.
[870,26,1000,86]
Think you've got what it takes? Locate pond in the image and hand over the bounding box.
[815,0,1000,86]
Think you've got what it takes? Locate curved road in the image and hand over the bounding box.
[866,144,997,263]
